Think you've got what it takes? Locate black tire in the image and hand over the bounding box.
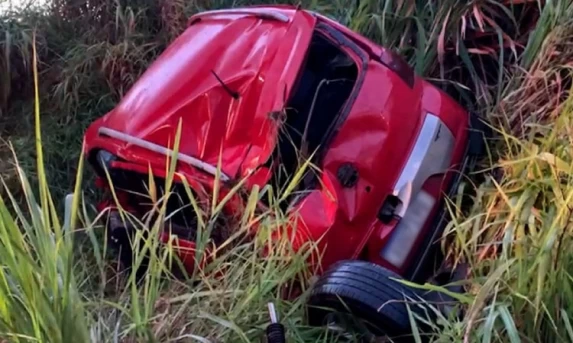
[307,260,434,341]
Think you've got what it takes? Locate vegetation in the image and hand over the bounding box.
[1,0,573,342]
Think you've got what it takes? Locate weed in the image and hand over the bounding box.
[2,0,573,342]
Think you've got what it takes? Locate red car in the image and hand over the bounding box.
[83,5,486,339]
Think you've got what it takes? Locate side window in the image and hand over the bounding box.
[272,31,359,189]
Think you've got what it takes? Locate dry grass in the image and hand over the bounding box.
[2,0,573,342]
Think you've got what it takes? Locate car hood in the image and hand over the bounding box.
[85,7,316,180]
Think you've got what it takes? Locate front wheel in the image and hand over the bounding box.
[306,260,435,342]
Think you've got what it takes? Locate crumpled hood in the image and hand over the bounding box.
[85,7,316,179]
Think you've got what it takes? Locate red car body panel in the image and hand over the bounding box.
[287,76,468,273]
[84,5,470,277]
[84,7,316,182]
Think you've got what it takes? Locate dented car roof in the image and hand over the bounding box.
[85,7,317,179]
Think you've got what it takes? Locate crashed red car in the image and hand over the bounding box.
[83,5,486,339]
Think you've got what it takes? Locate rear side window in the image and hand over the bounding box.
[272,30,359,189]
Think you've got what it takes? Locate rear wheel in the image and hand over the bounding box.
[307,260,435,342]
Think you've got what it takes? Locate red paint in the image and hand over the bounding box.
[84,6,469,278]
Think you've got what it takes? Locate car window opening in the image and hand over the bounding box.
[271,30,359,192]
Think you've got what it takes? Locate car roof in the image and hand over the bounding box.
[93,6,318,178]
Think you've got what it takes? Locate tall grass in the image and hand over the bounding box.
[0,37,332,342]
[437,91,573,343]
[0,33,90,342]
[2,0,573,342]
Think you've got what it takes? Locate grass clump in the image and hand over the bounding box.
[2,0,573,342]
